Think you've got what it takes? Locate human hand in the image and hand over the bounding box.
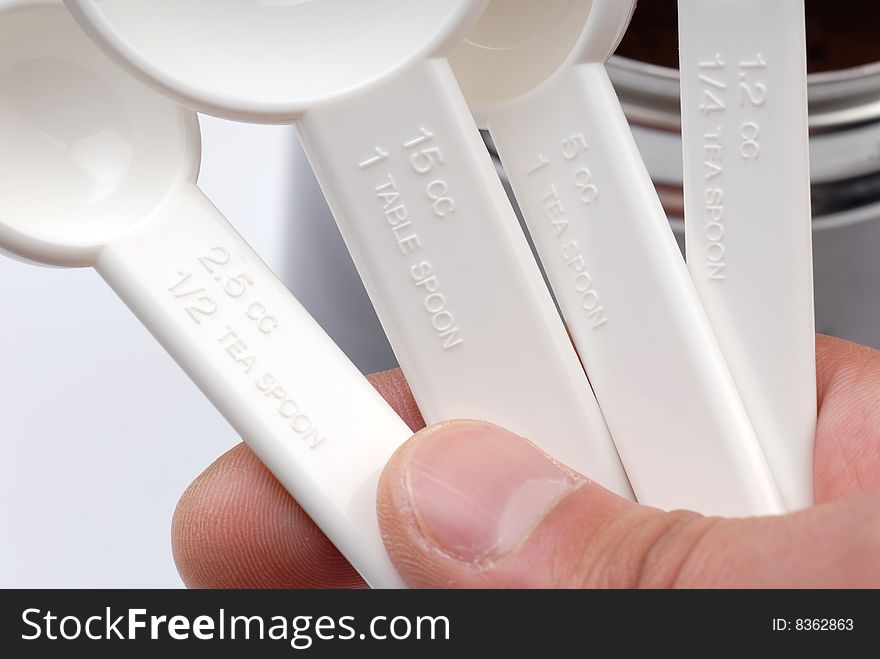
[171,335,880,588]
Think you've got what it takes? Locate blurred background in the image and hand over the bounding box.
[3,0,880,586]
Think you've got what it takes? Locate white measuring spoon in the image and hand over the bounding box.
[678,0,816,510]
[64,0,632,497]
[447,0,782,515]
[0,0,413,588]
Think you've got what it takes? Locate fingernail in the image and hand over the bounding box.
[406,422,576,563]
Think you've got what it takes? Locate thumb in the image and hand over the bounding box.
[377,421,880,588]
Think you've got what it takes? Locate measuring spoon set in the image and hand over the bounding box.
[0,0,815,586]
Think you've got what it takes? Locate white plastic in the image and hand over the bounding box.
[64,0,633,497]
[679,0,816,510]
[0,1,412,587]
[448,0,783,515]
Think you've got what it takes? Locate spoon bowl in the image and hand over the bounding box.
[449,0,636,119]
[66,0,484,122]
[0,2,196,266]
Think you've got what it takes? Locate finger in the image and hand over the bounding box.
[365,368,426,432]
[172,368,421,588]
[173,442,366,588]
[378,420,880,588]
[814,335,880,501]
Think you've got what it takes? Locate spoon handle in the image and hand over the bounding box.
[297,58,632,498]
[486,63,783,516]
[679,0,815,510]
[97,183,411,588]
